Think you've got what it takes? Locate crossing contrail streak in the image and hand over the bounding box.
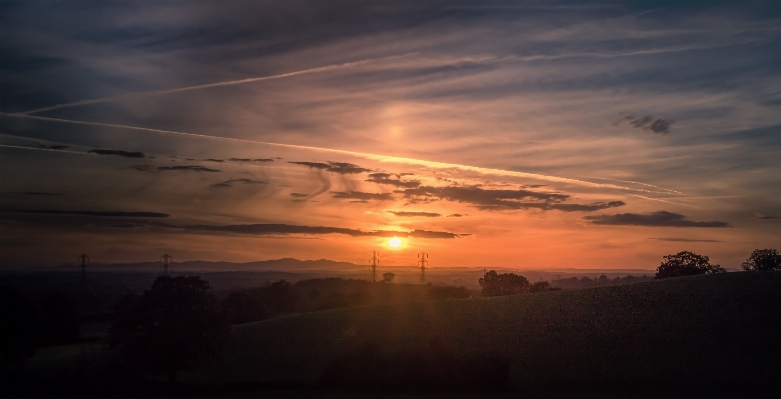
[18,53,416,115]
[0,112,666,193]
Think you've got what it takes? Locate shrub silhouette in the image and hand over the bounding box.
[0,287,38,368]
[741,248,781,271]
[479,270,530,296]
[108,276,229,382]
[655,251,725,279]
[38,292,80,346]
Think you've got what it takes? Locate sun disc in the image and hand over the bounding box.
[388,237,402,248]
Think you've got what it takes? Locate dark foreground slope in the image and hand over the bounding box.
[188,271,781,391]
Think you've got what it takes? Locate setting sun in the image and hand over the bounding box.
[388,237,402,248]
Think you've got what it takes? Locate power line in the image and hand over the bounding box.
[370,250,379,283]
[77,254,89,278]
[418,252,429,284]
[160,254,173,275]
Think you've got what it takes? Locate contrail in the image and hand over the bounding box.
[0,112,663,193]
[581,176,683,194]
[18,53,416,115]
[0,144,97,156]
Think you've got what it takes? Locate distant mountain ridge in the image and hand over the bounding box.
[39,258,365,272]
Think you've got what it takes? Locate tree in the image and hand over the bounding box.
[654,251,725,279]
[741,249,781,271]
[382,272,396,284]
[479,270,530,296]
[529,281,552,293]
[108,276,230,382]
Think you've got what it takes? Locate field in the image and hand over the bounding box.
[14,271,781,397]
[178,271,781,394]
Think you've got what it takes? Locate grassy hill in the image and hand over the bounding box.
[186,271,781,392]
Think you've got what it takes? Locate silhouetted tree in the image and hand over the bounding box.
[479,270,530,296]
[654,251,725,279]
[39,292,80,346]
[219,292,270,325]
[741,249,781,271]
[0,287,38,368]
[108,276,229,382]
[258,279,298,314]
[382,272,396,284]
[529,281,552,292]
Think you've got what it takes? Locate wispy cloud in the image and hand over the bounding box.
[155,165,220,172]
[330,191,394,202]
[289,161,372,174]
[366,172,421,188]
[210,178,266,188]
[169,222,466,239]
[585,211,730,227]
[88,149,145,158]
[6,209,169,218]
[387,210,441,217]
[0,113,659,192]
[16,54,417,115]
[649,238,722,242]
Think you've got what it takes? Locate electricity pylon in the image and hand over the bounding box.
[418,252,429,284]
[370,250,379,283]
[160,253,173,275]
[77,254,89,278]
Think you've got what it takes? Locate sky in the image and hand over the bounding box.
[1,0,780,269]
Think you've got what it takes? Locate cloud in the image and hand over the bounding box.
[156,165,221,172]
[290,193,309,198]
[6,191,63,196]
[290,161,372,174]
[755,214,781,220]
[649,238,722,242]
[126,164,155,172]
[7,209,169,217]
[330,191,394,202]
[366,172,421,188]
[171,223,465,238]
[615,114,674,134]
[548,201,626,212]
[88,149,145,158]
[227,158,272,162]
[387,210,441,217]
[4,113,659,193]
[584,211,730,227]
[18,55,402,115]
[447,214,464,217]
[39,144,69,150]
[210,178,266,188]
[396,185,622,212]
[205,158,224,162]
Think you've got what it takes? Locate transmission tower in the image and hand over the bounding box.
[160,253,173,275]
[370,250,379,283]
[418,252,429,284]
[77,254,89,278]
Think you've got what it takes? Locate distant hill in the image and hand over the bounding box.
[184,271,781,392]
[38,258,366,272]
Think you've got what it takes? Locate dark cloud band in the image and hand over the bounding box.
[585,211,729,227]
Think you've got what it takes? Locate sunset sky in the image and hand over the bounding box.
[1,1,779,269]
